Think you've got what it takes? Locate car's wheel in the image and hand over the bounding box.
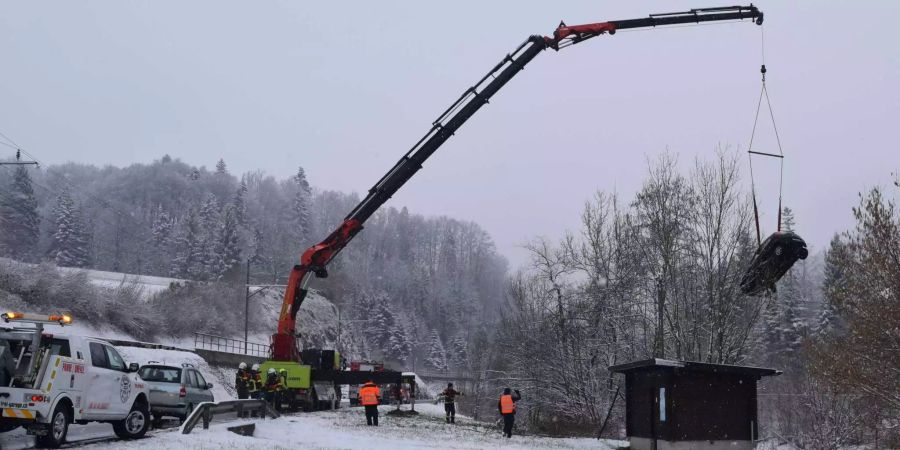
[35,403,70,448]
[113,400,150,440]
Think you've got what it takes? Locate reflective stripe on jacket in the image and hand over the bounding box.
[247,373,260,392]
[500,394,516,414]
[360,384,380,406]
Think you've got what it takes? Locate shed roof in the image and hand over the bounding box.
[608,358,781,378]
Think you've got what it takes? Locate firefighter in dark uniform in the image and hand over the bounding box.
[264,368,282,409]
[277,368,289,410]
[498,387,521,438]
[441,382,463,423]
[235,362,250,400]
[247,363,262,399]
[359,380,381,426]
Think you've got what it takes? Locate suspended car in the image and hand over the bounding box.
[740,231,808,296]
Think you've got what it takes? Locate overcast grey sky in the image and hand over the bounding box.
[1,1,897,266]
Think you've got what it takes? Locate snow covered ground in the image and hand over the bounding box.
[68,403,625,450]
[57,266,182,295]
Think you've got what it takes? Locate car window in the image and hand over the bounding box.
[195,371,207,388]
[188,370,200,388]
[50,338,71,357]
[139,366,181,383]
[104,346,126,371]
[89,342,108,368]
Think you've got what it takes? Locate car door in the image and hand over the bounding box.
[83,341,120,419]
[103,344,133,416]
[193,370,214,403]
[185,370,203,407]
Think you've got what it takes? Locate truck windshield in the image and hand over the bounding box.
[138,366,182,383]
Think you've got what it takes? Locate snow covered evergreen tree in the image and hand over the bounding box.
[776,207,806,357]
[0,166,40,261]
[426,330,448,371]
[448,332,468,368]
[50,189,91,267]
[197,193,225,279]
[219,205,242,275]
[290,166,312,244]
[151,206,174,245]
[215,158,228,175]
[387,322,412,362]
[171,208,203,279]
[233,177,248,227]
[819,234,848,332]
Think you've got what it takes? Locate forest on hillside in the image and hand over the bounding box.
[0,156,507,369]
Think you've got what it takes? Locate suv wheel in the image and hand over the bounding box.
[113,401,150,440]
[35,403,69,448]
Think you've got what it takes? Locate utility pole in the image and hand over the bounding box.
[244,258,250,354]
[0,150,38,167]
[656,284,665,358]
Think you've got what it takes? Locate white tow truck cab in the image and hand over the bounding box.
[0,312,150,448]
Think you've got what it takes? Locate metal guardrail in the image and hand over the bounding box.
[182,399,279,434]
[193,332,269,357]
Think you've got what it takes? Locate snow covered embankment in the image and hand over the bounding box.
[77,403,625,450]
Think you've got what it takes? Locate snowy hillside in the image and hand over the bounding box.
[0,257,344,353]
[60,266,182,295]
[0,258,181,297]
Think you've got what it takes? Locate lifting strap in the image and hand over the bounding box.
[747,26,784,245]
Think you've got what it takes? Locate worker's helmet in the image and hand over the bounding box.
[252,363,260,371]
[268,368,277,375]
[239,362,247,370]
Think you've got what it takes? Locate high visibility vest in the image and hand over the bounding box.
[266,374,281,392]
[500,394,516,414]
[360,384,380,406]
[247,373,260,392]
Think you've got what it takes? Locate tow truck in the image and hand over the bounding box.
[261,5,764,409]
[0,312,150,448]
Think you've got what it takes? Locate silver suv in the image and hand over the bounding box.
[138,362,214,425]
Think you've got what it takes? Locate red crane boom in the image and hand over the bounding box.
[271,5,763,361]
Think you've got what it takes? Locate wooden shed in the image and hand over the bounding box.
[609,358,780,450]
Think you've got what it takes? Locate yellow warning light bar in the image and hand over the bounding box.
[2,312,74,325]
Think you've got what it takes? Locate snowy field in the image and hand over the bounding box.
[0,402,625,449]
[58,266,182,295]
[66,403,624,450]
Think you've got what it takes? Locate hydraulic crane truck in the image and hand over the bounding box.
[263,5,764,411]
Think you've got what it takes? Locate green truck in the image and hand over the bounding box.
[259,349,403,412]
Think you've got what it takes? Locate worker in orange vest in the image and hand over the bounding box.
[359,380,381,426]
[498,387,521,438]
